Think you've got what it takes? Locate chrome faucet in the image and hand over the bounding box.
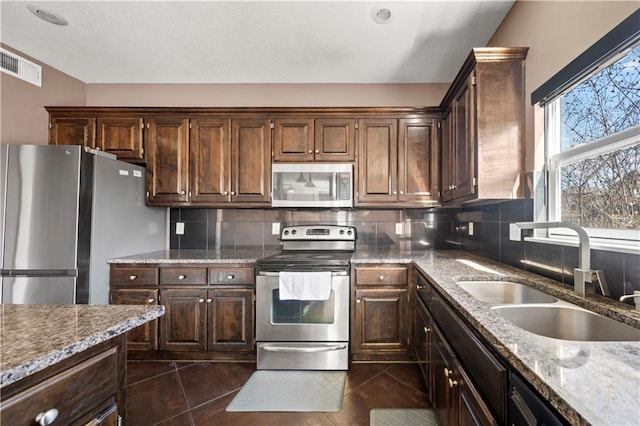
[514,221,610,297]
[619,291,640,311]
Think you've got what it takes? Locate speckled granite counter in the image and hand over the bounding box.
[108,248,639,425]
[0,304,164,388]
[355,250,639,426]
[108,248,279,264]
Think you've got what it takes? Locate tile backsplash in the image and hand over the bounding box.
[170,200,639,303]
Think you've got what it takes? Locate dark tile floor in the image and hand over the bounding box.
[126,361,430,426]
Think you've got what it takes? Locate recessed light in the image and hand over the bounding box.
[27,4,68,26]
[372,6,393,24]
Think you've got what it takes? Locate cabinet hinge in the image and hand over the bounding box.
[355,123,359,129]
[146,123,150,129]
[189,122,192,129]
[49,122,52,129]
[140,122,144,129]
[471,76,477,86]
[472,177,477,187]
[437,121,441,129]
[253,294,256,303]
[270,122,275,129]
[141,147,144,155]
[438,191,441,198]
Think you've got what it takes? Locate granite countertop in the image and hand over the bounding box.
[108,248,640,424]
[0,304,165,388]
[108,248,280,264]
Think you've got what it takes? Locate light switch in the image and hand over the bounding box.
[509,223,521,241]
[272,223,280,235]
[395,223,403,235]
[176,222,185,235]
[468,222,474,236]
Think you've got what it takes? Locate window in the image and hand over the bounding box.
[546,45,639,243]
[535,11,640,251]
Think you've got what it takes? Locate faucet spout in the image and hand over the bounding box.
[514,221,609,297]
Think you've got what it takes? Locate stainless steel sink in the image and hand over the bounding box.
[457,281,558,304]
[492,305,640,341]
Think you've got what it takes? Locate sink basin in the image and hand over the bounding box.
[457,281,558,304]
[492,305,640,341]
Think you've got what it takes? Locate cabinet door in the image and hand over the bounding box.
[414,298,431,401]
[356,118,398,204]
[456,359,498,426]
[431,324,457,426]
[96,117,144,161]
[440,110,454,202]
[314,118,355,161]
[190,117,232,203]
[398,118,438,203]
[353,288,408,353]
[207,289,254,351]
[110,289,159,351]
[451,73,476,200]
[145,117,190,205]
[273,117,314,162]
[49,116,96,148]
[231,118,271,203]
[159,288,207,351]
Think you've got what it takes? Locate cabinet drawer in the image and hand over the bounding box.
[160,267,207,285]
[208,267,254,285]
[0,347,118,426]
[110,267,158,286]
[354,266,408,286]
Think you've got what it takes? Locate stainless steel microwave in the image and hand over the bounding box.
[271,163,353,208]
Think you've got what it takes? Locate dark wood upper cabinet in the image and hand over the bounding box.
[440,47,528,203]
[145,116,190,205]
[274,117,355,162]
[96,116,144,161]
[190,117,231,204]
[356,118,398,204]
[49,116,96,148]
[398,118,438,203]
[231,118,271,203]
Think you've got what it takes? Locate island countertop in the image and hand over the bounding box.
[0,304,164,388]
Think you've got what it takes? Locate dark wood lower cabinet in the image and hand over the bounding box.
[110,288,159,350]
[207,289,254,351]
[160,288,208,351]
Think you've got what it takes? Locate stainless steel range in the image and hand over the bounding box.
[256,225,356,370]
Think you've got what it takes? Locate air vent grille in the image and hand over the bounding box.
[0,48,42,87]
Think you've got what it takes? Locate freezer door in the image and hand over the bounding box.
[1,276,76,304]
[2,145,86,270]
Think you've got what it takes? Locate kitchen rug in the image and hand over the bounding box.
[370,408,437,426]
[226,370,346,412]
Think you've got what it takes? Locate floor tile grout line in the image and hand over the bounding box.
[174,364,197,425]
[126,362,178,387]
[382,369,429,397]
[187,387,242,413]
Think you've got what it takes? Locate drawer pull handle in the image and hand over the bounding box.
[35,408,59,425]
[356,298,361,304]
[417,284,425,290]
[129,275,137,280]
[146,298,155,304]
[448,378,458,388]
[178,275,187,280]
[198,298,205,303]
[227,274,235,280]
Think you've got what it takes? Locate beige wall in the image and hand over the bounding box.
[0,45,85,144]
[84,83,449,108]
[488,1,638,172]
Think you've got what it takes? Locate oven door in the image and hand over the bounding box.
[256,271,350,342]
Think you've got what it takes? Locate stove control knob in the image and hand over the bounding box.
[291,229,297,235]
[283,230,289,235]
[339,229,345,235]
[347,230,353,235]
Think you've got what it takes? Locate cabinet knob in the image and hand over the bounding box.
[35,408,59,425]
[379,275,385,281]
[226,274,235,280]
[392,191,397,195]
[448,378,458,388]
[424,326,431,333]
[129,275,137,280]
[178,275,187,280]
[206,298,213,303]
[399,191,404,195]
[356,298,361,304]
[308,150,313,154]
[146,298,155,304]
[230,191,236,196]
[198,298,205,303]
[180,190,186,195]
[444,367,450,378]
[315,149,319,154]
[417,284,425,290]
[223,191,228,195]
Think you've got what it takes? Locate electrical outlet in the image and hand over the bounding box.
[468,222,474,236]
[395,223,403,235]
[272,223,280,235]
[509,223,521,241]
[176,222,185,235]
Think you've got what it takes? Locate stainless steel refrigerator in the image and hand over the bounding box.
[0,144,166,304]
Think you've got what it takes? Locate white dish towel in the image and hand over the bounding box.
[278,271,333,300]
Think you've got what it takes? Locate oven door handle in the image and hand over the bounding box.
[258,271,348,277]
[260,343,347,353]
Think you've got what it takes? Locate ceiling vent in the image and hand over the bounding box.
[0,48,42,87]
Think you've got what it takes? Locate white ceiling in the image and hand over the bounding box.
[1,1,514,84]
